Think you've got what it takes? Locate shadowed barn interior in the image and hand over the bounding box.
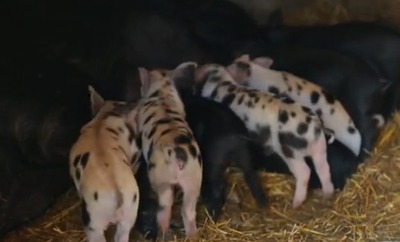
[1,0,400,241]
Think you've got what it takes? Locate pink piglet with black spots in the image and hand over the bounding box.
[69,86,141,242]
[226,54,362,156]
[193,63,334,208]
[136,62,203,238]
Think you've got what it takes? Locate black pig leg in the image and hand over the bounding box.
[201,146,227,220]
[233,147,267,208]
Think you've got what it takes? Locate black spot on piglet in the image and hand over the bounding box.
[268,86,280,95]
[281,145,294,158]
[80,152,90,169]
[278,132,308,149]
[321,89,335,104]
[278,110,289,124]
[174,134,192,145]
[297,122,308,135]
[81,199,91,228]
[174,147,188,163]
[347,126,356,134]
[310,91,320,104]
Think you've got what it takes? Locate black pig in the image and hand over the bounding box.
[183,96,268,219]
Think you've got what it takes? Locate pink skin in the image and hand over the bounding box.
[289,135,334,208]
[155,167,200,237]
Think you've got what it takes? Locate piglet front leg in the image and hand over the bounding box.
[287,159,311,208]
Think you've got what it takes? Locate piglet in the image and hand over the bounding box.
[69,86,141,242]
[136,63,203,238]
[193,63,334,208]
[226,54,362,156]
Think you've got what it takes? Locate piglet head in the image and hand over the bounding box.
[226,54,252,84]
[226,54,274,85]
[194,63,227,83]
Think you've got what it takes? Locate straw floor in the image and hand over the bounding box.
[3,107,400,242]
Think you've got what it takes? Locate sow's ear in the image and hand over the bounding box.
[88,85,105,116]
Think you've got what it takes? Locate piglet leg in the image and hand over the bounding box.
[287,159,311,208]
[310,139,334,198]
[114,220,133,242]
[82,199,107,242]
[180,181,200,237]
[156,184,174,235]
[235,148,267,208]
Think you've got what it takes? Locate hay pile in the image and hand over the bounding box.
[3,109,400,242]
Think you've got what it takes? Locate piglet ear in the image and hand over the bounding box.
[253,56,274,68]
[235,54,251,63]
[88,85,105,116]
[171,62,198,79]
[171,62,198,89]
[126,106,138,129]
[138,67,149,96]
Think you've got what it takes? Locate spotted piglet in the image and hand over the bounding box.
[226,54,362,156]
[69,86,141,242]
[137,63,203,238]
[194,64,334,208]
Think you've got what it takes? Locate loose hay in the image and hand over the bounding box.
[3,111,400,241]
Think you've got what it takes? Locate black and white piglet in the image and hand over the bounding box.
[193,63,334,208]
[226,54,361,156]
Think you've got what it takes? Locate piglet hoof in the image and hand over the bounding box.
[157,211,170,234]
[292,199,305,209]
[184,221,197,238]
[255,195,268,209]
[158,228,175,242]
[322,184,335,199]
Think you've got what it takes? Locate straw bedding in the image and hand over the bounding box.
[3,115,400,242]
[4,1,400,241]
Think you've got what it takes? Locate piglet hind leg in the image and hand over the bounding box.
[82,200,107,242]
[180,180,201,238]
[310,139,335,199]
[155,184,174,236]
[201,148,227,220]
[114,220,133,242]
[114,199,140,242]
[287,159,311,209]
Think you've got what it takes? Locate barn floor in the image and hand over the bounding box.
[3,112,400,241]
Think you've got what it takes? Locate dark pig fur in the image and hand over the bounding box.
[194,64,334,208]
[69,86,141,242]
[260,21,400,117]
[137,63,203,238]
[181,95,267,220]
